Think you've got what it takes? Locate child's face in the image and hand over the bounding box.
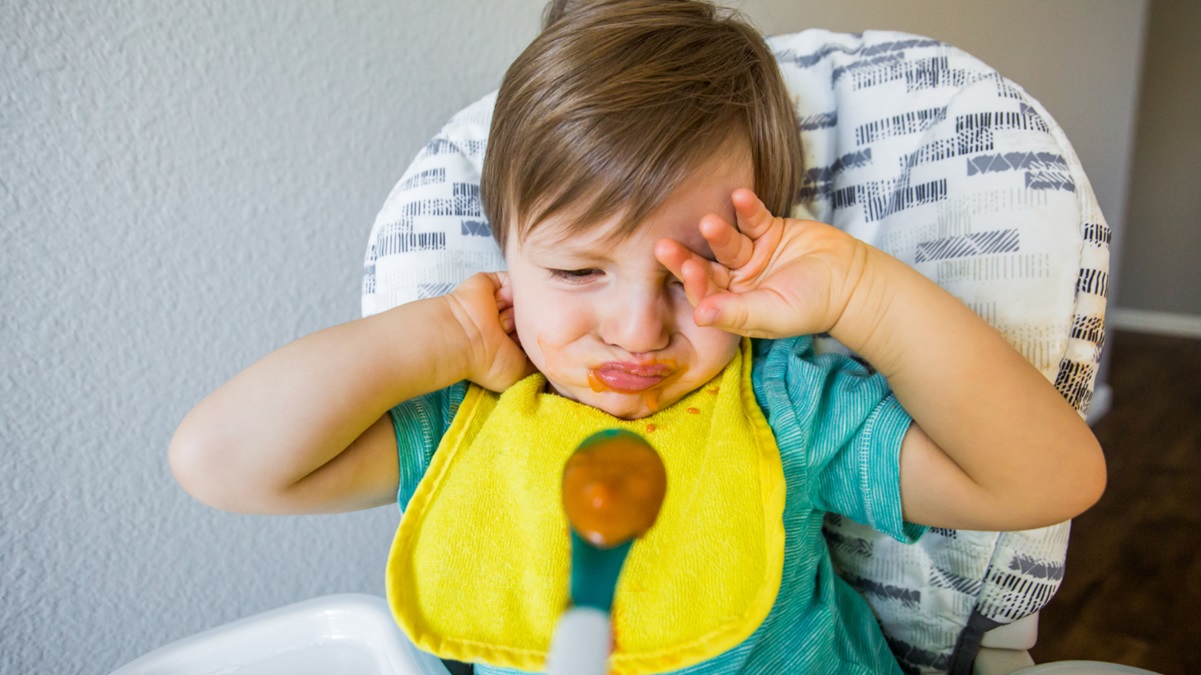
[504,144,751,420]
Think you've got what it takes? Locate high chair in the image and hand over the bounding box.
[360,29,1118,675]
[109,28,1152,675]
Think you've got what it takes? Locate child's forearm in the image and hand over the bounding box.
[169,296,471,514]
[832,247,1106,530]
[659,189,1103,529]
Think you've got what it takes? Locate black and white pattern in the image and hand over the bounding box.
[361,29,1109,675]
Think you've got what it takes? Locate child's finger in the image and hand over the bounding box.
[495,290,513,312]
[654,238,688,277]
[699,214,754,271]
[654,238,708,285]
[730,188,776,240]
[680,258,723,307]
[499,306,517,335]
[655,239,728,306]
[695,288,793,338]
[494,272,515,309]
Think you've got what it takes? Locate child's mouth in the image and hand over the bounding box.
[588,362,673,394]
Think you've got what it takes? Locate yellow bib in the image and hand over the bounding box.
[386,340,785,674]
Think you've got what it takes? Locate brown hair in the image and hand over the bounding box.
[481,0,803,252]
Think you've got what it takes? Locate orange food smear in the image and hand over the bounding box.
[582,360,685,414]
[643,389,663,412]
[586,369,607,393]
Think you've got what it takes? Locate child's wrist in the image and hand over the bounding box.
[434,294,481,384]
[374,296,474,389]
[825,245,905,370]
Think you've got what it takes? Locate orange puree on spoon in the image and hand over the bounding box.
[562,430,667,548]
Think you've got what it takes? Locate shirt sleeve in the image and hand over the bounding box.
[753,337,925,544]
[389,381,468,511]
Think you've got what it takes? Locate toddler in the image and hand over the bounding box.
[170,1,1105,673]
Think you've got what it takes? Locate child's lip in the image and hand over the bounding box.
[599,361,673,377]
[590,362,673,393]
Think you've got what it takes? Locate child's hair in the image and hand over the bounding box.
[481,0,803,252]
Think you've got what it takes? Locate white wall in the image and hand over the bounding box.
[1116,0,1201,326]
[1,1,1145,672]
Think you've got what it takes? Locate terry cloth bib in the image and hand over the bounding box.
[386,340,786,674]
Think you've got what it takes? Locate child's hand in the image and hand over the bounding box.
[444,272,535,392]
[655,189,869,340]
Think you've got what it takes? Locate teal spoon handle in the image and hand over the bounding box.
[569,531,633,612]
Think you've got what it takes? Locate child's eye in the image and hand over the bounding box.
[548,268,600,284]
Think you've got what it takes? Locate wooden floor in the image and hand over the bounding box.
[1029,331,1201,675]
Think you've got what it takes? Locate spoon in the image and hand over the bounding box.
[547,429,667,675]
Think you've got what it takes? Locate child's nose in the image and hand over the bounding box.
[600,289,672,354]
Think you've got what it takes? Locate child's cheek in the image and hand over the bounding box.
[524,314,590,383]
[530,332,570,377]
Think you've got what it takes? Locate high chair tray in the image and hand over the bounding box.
[109,593,448,675]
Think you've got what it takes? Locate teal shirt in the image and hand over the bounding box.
[390,336,924,674]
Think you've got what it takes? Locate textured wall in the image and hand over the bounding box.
[1117,0,1201,318]
[1,1,1144,673]
[2,1,543,672]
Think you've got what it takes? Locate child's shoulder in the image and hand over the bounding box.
[750,335,894,421]
[753,334,875,373]
[750,334,813,360]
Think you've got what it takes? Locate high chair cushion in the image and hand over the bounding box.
[362,29,1109,675]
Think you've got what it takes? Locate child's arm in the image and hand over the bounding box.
[656,189,1105,531]
[169,273,531,515]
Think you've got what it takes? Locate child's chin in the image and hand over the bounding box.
[546,381,681,420]
[588,390,682,421]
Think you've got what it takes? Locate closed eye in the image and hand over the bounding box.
[547,268,601,284]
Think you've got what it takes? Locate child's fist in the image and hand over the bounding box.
[445,272,535,392]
